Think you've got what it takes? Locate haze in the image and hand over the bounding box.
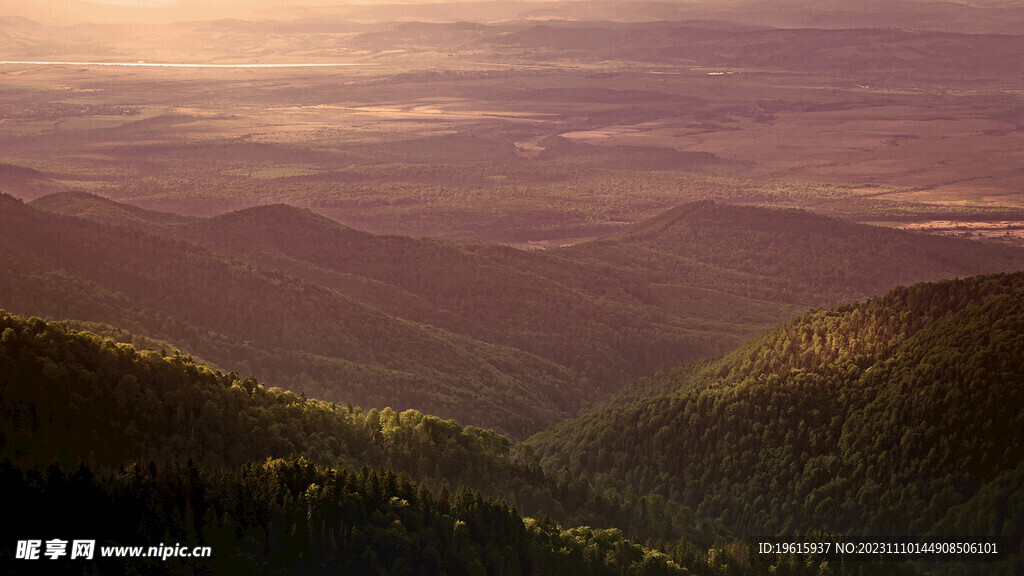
[8,0,1024,31]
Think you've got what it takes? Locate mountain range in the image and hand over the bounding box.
[5,191,1024,439]
[3,268,1021,573]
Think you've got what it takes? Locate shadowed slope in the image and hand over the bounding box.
[559,200,1024,305]
[3,194,578,437]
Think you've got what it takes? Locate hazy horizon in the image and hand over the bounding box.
[8,0,1022,28]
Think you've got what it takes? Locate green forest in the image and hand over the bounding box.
[0,311,917,575]
[2,457,688,576]
[0,311,690,543]
[1,195,1022,574]
[531,273,1024,575]
[6,192,1024,438]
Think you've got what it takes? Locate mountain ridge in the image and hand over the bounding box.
[3,194,581,437]
[529,271,1024,574]
[12,192,1024,439]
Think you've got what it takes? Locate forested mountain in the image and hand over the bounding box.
[30,190,195,229]
[0,312,698,575]
[33,192,756,394]
[0,194,579,437]
[0,311,698,546]
[15,192,1024,439]
[165,203,725,393]
[530,272,1024,575]
[1,311,912,575]
[2,459,690,576]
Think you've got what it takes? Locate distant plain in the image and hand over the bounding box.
[3,16,1024,245]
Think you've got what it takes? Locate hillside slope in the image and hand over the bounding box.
[559,201,1024,306]
[1,194,579,437]
[28,193,799,394]
[0,310,918,575]
[0,311,685,544]
[20,193,1024,428]
[30,190,196,229]
[167,202,727,390]
[530,272,1024,574]
[0,313,701,575]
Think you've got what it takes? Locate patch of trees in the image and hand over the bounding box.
[0,457,690,576]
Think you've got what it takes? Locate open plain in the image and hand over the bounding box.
[3,17,1024,244]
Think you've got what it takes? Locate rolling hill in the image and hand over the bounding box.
[26,193,739,403]
[530,272,1024,575]
[0,312,700,576]
[165,202,722,389]
[1,193,581,437]
[558,200,1024,306]
[30,190,195,229]
[16,192,1024,438]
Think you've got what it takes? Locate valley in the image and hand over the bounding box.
[7,192,1024,439]
[1,1,1023,574]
